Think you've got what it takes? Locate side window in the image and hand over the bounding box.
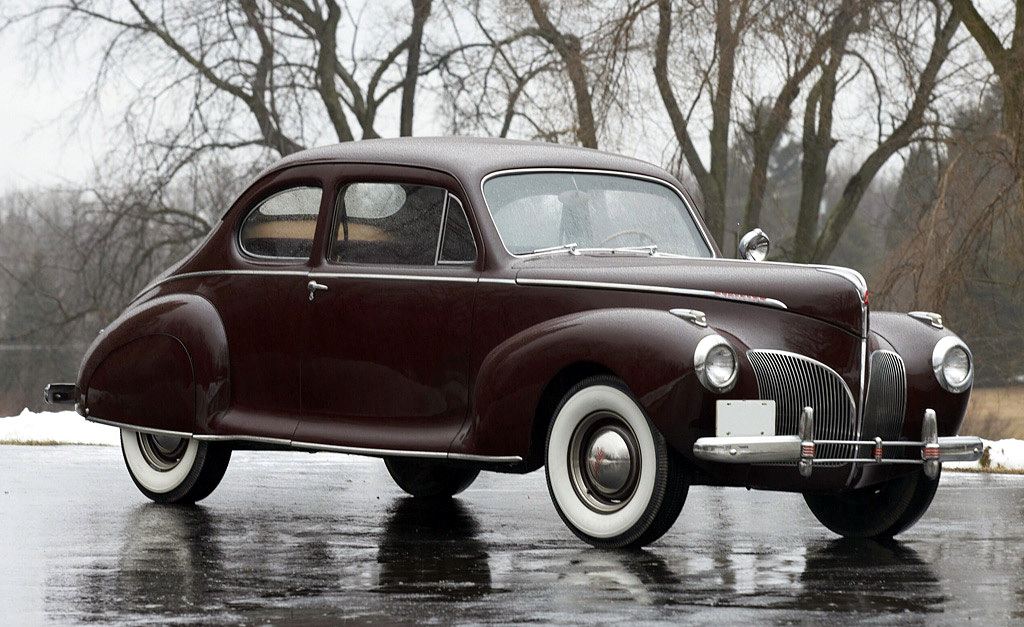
[239,186,322,259]
[330,183,446,266]
[439,196,477,263]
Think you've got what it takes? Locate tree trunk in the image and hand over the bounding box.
[525,0,598,149]
[808,10,960,263]
[741,0,862,234]
[794,43,843,263]
[400,0,432,137]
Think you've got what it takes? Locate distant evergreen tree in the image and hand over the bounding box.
[887,146,939,252]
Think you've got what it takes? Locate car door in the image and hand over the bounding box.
[200,171,325,440]
[294,165,479,454]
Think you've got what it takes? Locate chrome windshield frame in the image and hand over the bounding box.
[479,167,718,259]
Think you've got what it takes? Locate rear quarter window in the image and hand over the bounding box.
[239,186,322,259]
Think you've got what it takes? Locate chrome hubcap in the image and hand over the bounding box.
[137,433,188,471]
[568,412,641,513]
[585,429,632,494]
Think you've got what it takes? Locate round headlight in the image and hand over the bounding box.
[695,335,738,393]
[932,336,973,393]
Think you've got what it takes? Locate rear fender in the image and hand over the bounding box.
[458,308,715,462]
[78,293,229,433]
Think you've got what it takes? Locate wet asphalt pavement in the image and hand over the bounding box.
[1,445,1022,625]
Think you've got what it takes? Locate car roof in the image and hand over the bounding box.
[257,136,681,187]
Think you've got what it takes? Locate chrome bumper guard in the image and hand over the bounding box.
[692,407,983,479]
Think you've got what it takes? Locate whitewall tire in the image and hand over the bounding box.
[120,428,232,503]
[545,376,689,548]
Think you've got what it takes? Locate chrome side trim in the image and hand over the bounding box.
[516,277,788,309]
[84,416,523,463]
[86,417,192,439]
[193,434,292,446]
[310,272,477,283]
[142,269,484,295]
[141,269,310,295]
[478,277,517,285]
[448,452,525,463]
[290,442,523,463]
[479,167,719,259]
[290,441,449,459]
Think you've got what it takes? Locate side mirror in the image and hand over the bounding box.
[738,228,770,261]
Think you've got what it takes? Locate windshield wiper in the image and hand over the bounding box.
[526,242,580,256]
[575,244,659,256]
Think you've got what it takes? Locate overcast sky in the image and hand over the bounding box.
[0,31,110,194]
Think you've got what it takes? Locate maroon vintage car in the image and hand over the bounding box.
[46,137,981,548]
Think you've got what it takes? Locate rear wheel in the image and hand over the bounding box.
[121,429,231,503]
[803,468,940,539]
[384,457,479,498]
[545,376,690,548]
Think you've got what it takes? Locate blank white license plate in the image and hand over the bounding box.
[716,400,776,437]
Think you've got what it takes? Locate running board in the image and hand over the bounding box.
[84,415,523,465]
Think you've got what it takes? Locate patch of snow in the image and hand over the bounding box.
[0,408,119,446]
[946,438,1024,474]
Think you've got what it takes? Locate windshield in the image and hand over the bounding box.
[482,171,713,257]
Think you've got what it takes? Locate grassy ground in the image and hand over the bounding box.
[960,385,1024,440]
[0,439,76,446]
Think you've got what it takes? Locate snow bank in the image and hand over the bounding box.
[0,408,119,446]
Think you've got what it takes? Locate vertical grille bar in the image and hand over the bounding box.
[747,350,857,463]
[861,350,907,457]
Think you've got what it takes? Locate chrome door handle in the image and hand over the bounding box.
[307,280,328,301]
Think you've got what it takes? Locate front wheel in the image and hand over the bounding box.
[545,376,690,548]
[121,429,231,503]
[803,468,940,539]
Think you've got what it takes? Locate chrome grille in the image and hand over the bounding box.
[860,350,907,456]
[747,350,857,462]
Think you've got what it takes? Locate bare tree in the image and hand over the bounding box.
[798,2,962,262]
[436,0,650,147]
[7,0,442,165]
[949,0,1024,186]
[654,0,758,244]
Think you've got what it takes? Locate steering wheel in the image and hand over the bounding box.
[599,229,658,248]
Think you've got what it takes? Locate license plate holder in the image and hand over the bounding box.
[716,400,776,437]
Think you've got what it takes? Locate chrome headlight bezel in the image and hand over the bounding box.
[694,334,739,393]
[931,336,973,394]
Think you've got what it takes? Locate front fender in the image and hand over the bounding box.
[457,308,720,461]
[77,293,230,433]
[870,311,972,437]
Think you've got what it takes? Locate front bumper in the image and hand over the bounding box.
[693,407,983,478]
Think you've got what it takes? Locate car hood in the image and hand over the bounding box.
[513,255,867,336]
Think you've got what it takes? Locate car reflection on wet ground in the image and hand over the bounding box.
[1,445,1021,625]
